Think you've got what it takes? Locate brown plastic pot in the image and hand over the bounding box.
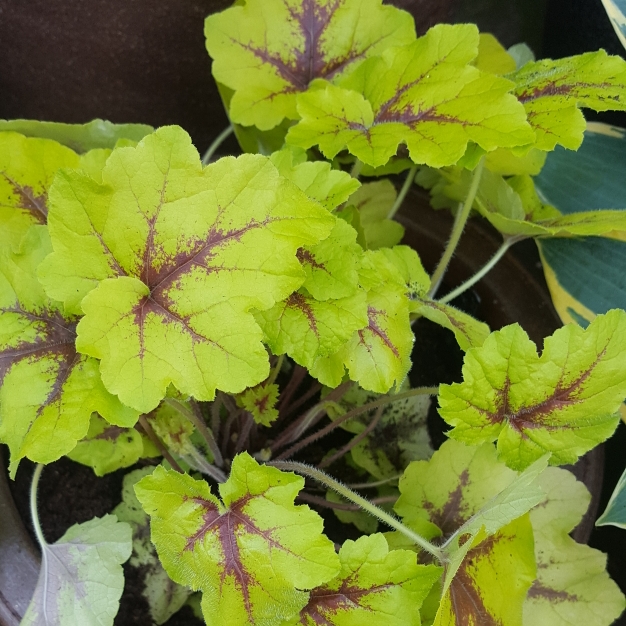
[0,191,603,626]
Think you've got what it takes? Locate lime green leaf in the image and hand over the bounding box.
[205,0,415,130]
[347,180,406,249]
[597,466,626,529]
[0,119,153,153]
[238,382,280,426]
[67,413,147,476]
[41,126,334,413]
[269,147,360,211]
[287,534,441,626]
[601,0,626,51]
[134,453,340,626]
[474,33,516,75]
[146,400,197,456]
[439,311,626,470]
[524,467,626,626]
[20,515,132,626]
[511,51,626,151]
[287,24,534,168]
[0,228,137,476]
[113,468,191,625]
[0,132,80,254]
[484,146,547,176]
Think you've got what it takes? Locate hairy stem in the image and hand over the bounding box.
[351,158,363,179]
[202,124,234,165]
[267,354,284,386]
[138,415,184,473]
[297,491,397,512]
[428,157,485,298]
[279,381,323,423]
[234,412,255,455]
[348,475,402,489]
[272,461,445,562]
[277,365,308,414]
[388,165,418,219]
[275,386,438,461]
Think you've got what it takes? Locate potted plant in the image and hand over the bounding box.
[2,1,626,625]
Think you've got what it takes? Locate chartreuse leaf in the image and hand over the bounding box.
[510,51,626,151]
[287,24,534,168]
[0,119,153,153]
[40,126,334,413]
[146,400,197,456]
[0,227,137,476]
[67,413,156,476]
[439,311,626,470]
[601,0,626,51]
[0,131,80,254]
[134,452,340,626]
[474,33,516,76]
[524,467,625,626]
[347,180,406,249]
[484,146,547,176]
[597,466,626,529]
[283,534,441,626]
[205,0,415,130]
[20,515,132,626]
[113,468,191,625]
[238,382,280,426]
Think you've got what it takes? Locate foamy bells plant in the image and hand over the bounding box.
[2,0,626,624]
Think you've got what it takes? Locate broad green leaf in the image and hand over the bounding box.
[41,126,334,413]
[284,534,441,626]
[0,119,153,153]
[524,468,626,626]
[507,43,536,70]
[597,466,626,529]
[484,146,547,176]
[601,0,626,51]
[347,180,406,250]
[0,227,137,476]
[205,0,415,130]
[113,468,190,625]
[67,413,150,476]
[474,33,516,76]
[438,311,626,470]
[134,453,340,626]
[20,515,132,626]
[269,147,360,211]
[510,51,626,151]
[286,24,534,168]
[238,382,280,426]
[434,516,536,626]
[0,132,80,254]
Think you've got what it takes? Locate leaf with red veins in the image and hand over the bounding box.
[284,534,441,626]
[510,50,626,151]
[40,126,334,413]
[134,453,340,626]
[286,24,534,168]
[205,0,415,130]
[0,227,137,477]
[438,310,626,470]
[238,382,281,427]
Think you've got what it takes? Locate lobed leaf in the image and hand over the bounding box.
[205,0,415,130]
[287,24,534,168]
[238,382,281,427]
[438,311,626,470]
[134,452,340,626]
[40,126,335,413]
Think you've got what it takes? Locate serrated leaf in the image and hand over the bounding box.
[511,51,626,151]
[238,382,280,426]
[524,467,626,626]
[20,515,132,626]
[0,227,137,476]
[286,24,534,168]
[438,311,626,470]
[0,119,153,153]
[134,453,340,626]
[67,413,148,476]
[113,468,191,625]
[285,534,441,626]
[474,33,516,76]
[347,180,406,250]
[205,0,415,130]
[146,400,197,456]
[40,126,334,413]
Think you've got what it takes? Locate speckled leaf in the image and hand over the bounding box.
[0,228,138,477]
[67,413,151,476]
[238,382,280,426]
[20,515,132,626]
[205,0,415,130]
[113,468,190,626]
[511,51,626,151]
[287,24,534,168]
[285,534,441,626]
[134,453,340,626]
[40,126,334,413]
[524,468,625,626]
[347,180,405,250]
[439,311,626,470]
